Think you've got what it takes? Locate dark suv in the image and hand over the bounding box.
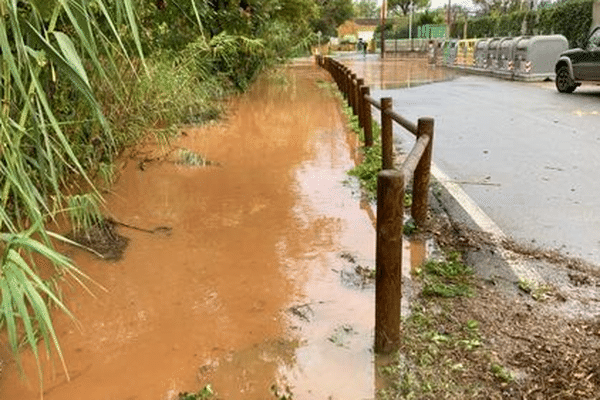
[555,26,600,93]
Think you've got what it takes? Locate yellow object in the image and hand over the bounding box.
[456,39,477,66]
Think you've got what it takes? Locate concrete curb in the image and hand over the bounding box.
[430,163,544,284]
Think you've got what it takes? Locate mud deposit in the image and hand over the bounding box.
[0,61,423,399]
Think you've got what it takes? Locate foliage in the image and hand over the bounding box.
[375,11,444,40]
[354,0,380,18]
[389,0,432,15]
[473,0,528,14]
[179,384,214,399]
[312,0,355,37]
[0,229,94,393]
[466,0,593,48]
[178,149,209,167]
[340,34,358,44]
[0,0,142,390]
[379,303,485,398]
[418,10,445,26]
[418,252,475,298]
[517,278,554,301]
[2,0,321,393]
[490,363,514,383]
[335,96,383,200]
[348,144,383,199]
[66,193,104,233]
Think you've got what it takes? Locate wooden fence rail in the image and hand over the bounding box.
[316,55,435,354]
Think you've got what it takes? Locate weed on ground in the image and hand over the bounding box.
[316,78,383,200]
[379,208,600,400]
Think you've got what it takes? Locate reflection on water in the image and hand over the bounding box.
[0,60,431,400]
[340,55,457,90]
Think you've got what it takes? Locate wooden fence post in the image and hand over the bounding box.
[356,78,364,129]
[412,117,434,226]
[361,86,373,147]
[375,169,404,354]
[381,97,394,169]
[344,68,351,99]
[350,73,357,113]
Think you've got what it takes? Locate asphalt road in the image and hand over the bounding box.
[372,74,600,266]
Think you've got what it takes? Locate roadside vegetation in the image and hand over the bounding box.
[374,0,593,51]
[459,0,594,48]
[316,78,383,200]
[378,251,489,399]
[344,106,383,200]
[376,217,600,399]
[1,0,356,392]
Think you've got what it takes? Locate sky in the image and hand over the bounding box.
[375,0,476,12]
[430,0,475,9]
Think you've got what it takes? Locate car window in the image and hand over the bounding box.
[588,29,600,50]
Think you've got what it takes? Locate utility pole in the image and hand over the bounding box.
[447,0,451,38]
[408,1,413,51]
[381,0,387,59]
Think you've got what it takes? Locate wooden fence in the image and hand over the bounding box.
[316,55,435,354]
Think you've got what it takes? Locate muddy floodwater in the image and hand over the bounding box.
[1,58,430,400]
[341,54,456,90]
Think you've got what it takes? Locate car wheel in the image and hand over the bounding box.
[556,66,577,93]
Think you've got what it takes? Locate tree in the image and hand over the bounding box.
[313,0,355,37]
[472,0,526,14]
[389,0,432,15]
[354,0,380,18]
[417,9,445,25]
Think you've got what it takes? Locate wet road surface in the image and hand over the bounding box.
[339,53,455,90]
[0,61,427,399]
[366,67,600,265]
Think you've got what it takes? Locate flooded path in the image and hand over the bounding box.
[0,61,412,400]
[338,54,456,90]
[1,55,443,399]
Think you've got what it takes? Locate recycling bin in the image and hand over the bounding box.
[442,40,458,66]
[486,37,503,71]
[513,35,568,80]
[495,37,525,78]
[474,38,492,69]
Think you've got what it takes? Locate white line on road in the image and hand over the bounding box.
[431,163,544,283]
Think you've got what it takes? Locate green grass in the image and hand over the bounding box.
[347,144,382,199]
[179,385,214,400]
[376,250,499,399]
[517,278,554,301]
[419,252,475,298]
[490,363,514,383]
[315,79,385,200]
[336,91,385,201]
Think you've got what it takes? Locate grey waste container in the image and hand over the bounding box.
[495,37,528,78]
[486,38,503,70]
[474,38,492,69]
[514,35,568,81]
[442,40,458,66]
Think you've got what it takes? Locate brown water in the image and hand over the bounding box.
[0,60,427,400]
[343,55,456,90]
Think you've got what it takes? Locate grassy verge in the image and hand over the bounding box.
[343,101,383,201]
[378,251,495,399]
[316,78,383,200]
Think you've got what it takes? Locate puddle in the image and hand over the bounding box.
[340,55,457,90]
[1,61,429,400]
